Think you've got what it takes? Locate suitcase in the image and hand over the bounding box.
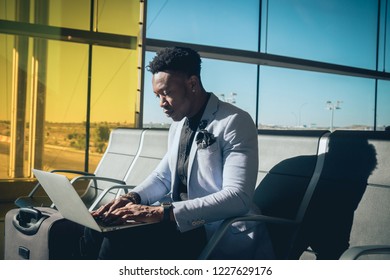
[4,207,84,260]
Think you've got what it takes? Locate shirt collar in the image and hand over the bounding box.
[187,92,210,131]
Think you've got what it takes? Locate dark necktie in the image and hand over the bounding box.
[177,118,196,199]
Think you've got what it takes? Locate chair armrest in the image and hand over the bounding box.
[198,214,298,260]
[70,175,125,186]
[88,184,137,211]
[27,169,95,197]
[50,169,95,176]
[339,245,390,260]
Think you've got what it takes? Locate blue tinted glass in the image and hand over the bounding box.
[202,58,258,120]
[142,52,258,127]
[377,80,390,130]
[143,52,170,127]
[146,0,260,51]
[259,67,375,130]
[263,0,378,69]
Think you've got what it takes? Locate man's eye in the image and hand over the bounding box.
[156,90,169,99]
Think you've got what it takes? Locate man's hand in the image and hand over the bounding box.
[91,195,169,225]
[91,196,132,218]
[101,204,164,225]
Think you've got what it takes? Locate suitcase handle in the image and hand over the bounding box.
[12,207,48,235]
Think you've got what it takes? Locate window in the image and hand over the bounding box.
[43,40,89,172]
[146,0,260,51]
[145,0,390,131]
[262,0,378,69]
[2,0,390,180]
[0,0,141,179]
[378,80,390,130]
[49,0,90,30]
[142,52,258,127]
[258,67,375,130]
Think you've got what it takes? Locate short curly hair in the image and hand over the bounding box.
[147,46,202,78]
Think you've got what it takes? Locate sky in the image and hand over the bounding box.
[143,0,390,129]
[1,0,390,129]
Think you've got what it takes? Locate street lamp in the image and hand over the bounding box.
[226,92,237,104]
[219,93,237,104]
[326,100,342,131]
[298,102,308,127]
[291,112,298,127]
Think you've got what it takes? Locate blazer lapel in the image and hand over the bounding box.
[187,93,220,189]
[171,119,185,201]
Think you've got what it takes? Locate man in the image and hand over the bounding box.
[84,46,273,259]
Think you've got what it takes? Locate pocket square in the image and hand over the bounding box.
[196,129,216,149]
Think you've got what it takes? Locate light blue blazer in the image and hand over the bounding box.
[133,93,273,259]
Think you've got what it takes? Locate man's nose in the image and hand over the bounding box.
[159,96,167,107]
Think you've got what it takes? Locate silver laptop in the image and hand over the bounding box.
[32,169,153,232]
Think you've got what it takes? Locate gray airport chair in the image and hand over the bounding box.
[15,128,144,209]
[89,128,169,210]
[332,131,390,260]
[198,130,330,259]
[296,130,390,260]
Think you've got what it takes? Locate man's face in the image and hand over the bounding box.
[152,71,194,122]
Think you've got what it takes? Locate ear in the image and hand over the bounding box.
[188,75,199,92]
